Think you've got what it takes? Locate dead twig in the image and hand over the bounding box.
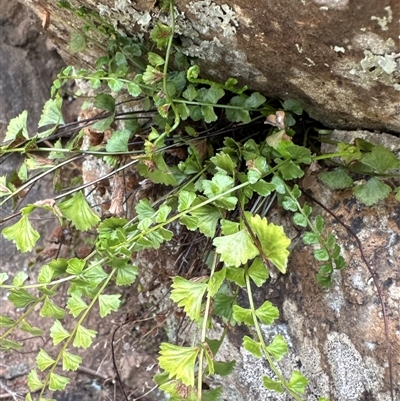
[0,380,23,400]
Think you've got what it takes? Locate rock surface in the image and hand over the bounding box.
[19,0,400,133]
[0,0,65,293]
[73,126,400,399]
[4,1,400,400]
[169,135,400,400]
[0,0,65,136]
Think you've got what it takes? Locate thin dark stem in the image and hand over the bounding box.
[305,192,394,401]
[111,323,129,401]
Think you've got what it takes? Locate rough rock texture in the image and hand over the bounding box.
[19,0,400,133]
[171,141,400,401]
[238,180,400,401]
[0,0,65,292]
[8,1,400,400]
[0,0,65,136]
[73,127,400,400]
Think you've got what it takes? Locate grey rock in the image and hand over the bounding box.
[0,0,64,138]
[18,0,400,133]
[5,1,400,400]
[0,0,65,310]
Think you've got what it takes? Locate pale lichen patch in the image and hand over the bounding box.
[352,33,397,55]
[349,270,367,292]
[312,0,349,10]
[371,6,393,31]
[186,1,238,37]
[295,43,303,53]
[361,50,400,75]
[238,321,304,401]
[232,4,252,28]
[168,1,239,62]
[325,332,386,400]
[305,57,316,66]
[324,270,346,316]
[97,4,111,16]
[114,0,131,12]
[282,299,331,398]
[388,284,400,301]
[94,1,153,32]
[333,46,400,91]
[333,46,345,53]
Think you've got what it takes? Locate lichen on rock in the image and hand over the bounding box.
[325,332,386,400]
